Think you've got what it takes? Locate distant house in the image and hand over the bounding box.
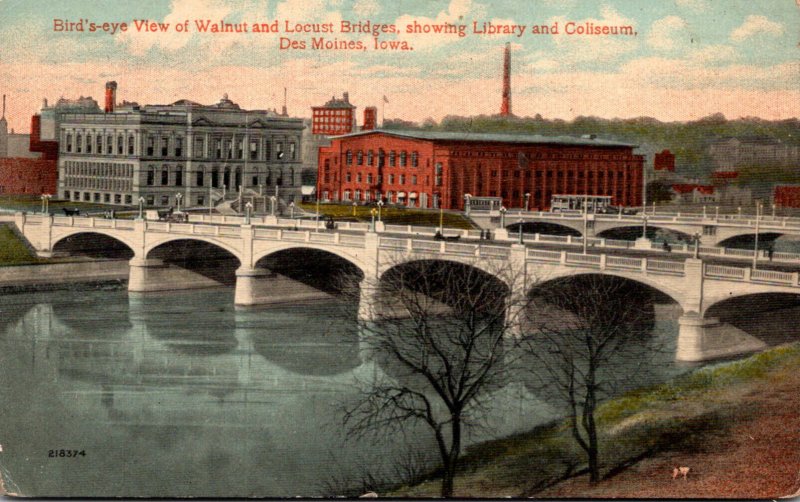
[671,183,717,204]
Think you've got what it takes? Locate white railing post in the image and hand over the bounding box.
[792,272,799,287]
[560,250,567,265]
[599,254,607,270]
[440,241,446,254]
[641,258,647,272]
[743,267,752,281]
[407,238,413,251]
[276,229,283,240]
[305,230,311,242]
[534,233,540,242]
[334,232,341,244]
[215,226,220,236]
[567,235,572,244]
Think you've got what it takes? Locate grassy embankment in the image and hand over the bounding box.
[0,225,44,265]
[390,343,800,498]
[298,203,474,230]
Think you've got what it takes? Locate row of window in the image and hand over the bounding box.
[63,161,134,178]
[64,178,132,192]
[345,150,420,168]
[64,191,133,205]
[450,150,635,161]
[63,131,299,162]
[328,190,435,208]
[64,133,135,155]
[144,166,295,189]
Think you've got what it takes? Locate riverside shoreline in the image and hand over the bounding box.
[390,343,800,498]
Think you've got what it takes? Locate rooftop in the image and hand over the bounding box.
[331,129,638,148]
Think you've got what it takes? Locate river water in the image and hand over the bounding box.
[0,286,688,497]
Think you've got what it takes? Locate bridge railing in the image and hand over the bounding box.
[705,264,746,280]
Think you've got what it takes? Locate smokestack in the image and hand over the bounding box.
[104,81,117,113]
[2,94,5,119]
[343,91,349,103]
[500,43,512,117]
[282,87,288,116]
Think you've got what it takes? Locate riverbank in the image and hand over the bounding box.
[390,343,800,498]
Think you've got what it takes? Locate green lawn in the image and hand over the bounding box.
[0,225,39,265]
[299,203,475,229]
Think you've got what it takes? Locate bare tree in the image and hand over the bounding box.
[341,255,530,497]
[519,274,666,484]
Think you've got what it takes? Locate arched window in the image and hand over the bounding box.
[378,149,385,168]
[66,134,73,153]
[146,167,155,186]
[106,135,113,154]
[161,168,169,186]
[76,134,83,153]
[411,151,419,167]
[211,168,219,188]
[346,150,353,165]
[117,135,124,155]
[399,151,407,167]
[128,135,135,155]
[367,150,374,166]
[175,167,183,187]
[357,150,363,165]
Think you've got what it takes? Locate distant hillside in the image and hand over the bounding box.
[383,114,800,181]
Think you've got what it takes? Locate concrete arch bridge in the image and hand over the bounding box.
[11,212,800,363]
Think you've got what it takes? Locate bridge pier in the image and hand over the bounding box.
[234,267,270,306]
[676,313,767,362]
[127,258,167,292]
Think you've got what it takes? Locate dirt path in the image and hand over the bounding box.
[535,365,800,499]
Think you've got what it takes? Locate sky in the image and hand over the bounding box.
[0,0,798,133]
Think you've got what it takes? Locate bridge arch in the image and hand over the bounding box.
[703,292,800,348]
[252,243,369,279]
[716,232,784,249]
[506,221,582,237]
[527,268,685,309]
[143,235,243,262]
[51,231,136,259]
[595,225,692,243]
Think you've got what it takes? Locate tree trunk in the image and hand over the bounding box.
[440,417,462,498]
[585,388,600,483]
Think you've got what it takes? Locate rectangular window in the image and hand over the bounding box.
[161,170,169,186]
[161,195,169,206]
[389,174,395,184]
[125,195,132,204]
[290,142,296,160]
[276,142,283,160]
[196,171,204,187]
[237,139,244,159]
[128,136,135,155]
[66,134,73,153]
[104,193,110,203]
[161,137,168,156]
[399,174,405,185]
[197,196,205,206]
[215,139,222,159]
[106,136,113,154]
[147,137,155,156]
[87,137,93,154]
[412,175,417,185]
[175,169,183,187]
[250,140,258,160]
[175,137,183,157]
[251,175,258,186]
[117,136,124,155]
[146,195,155,205]
[195,137,204,158]
[146,169,154,186]
[114,194,121,204]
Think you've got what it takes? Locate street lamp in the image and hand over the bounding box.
[137,196,145,220]
[524,192,531,212]
[40,194,51,214]
[737,206,742,219]
[315,195,321,233]
[289,201,295,219]
[772,203,776,219]
[518,215,524,244]
[703,205,707,219]
[464,193,472,216]
[439,206,445,234]
[753,201,762,270]
[269,195,277,216]
[715,206,719,220]
[693,232,701,259]
[175,192,182,212]
[245,201,253,225]
[377,199,384,222]
[352,201,357,217]
[370,208,377,232]
[642,214,649,240]
[499,205,507,229]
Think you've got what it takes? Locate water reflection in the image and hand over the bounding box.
[0,286,689,497]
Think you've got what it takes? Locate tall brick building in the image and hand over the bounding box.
[311,93,357,136]
[317,129,644,210]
